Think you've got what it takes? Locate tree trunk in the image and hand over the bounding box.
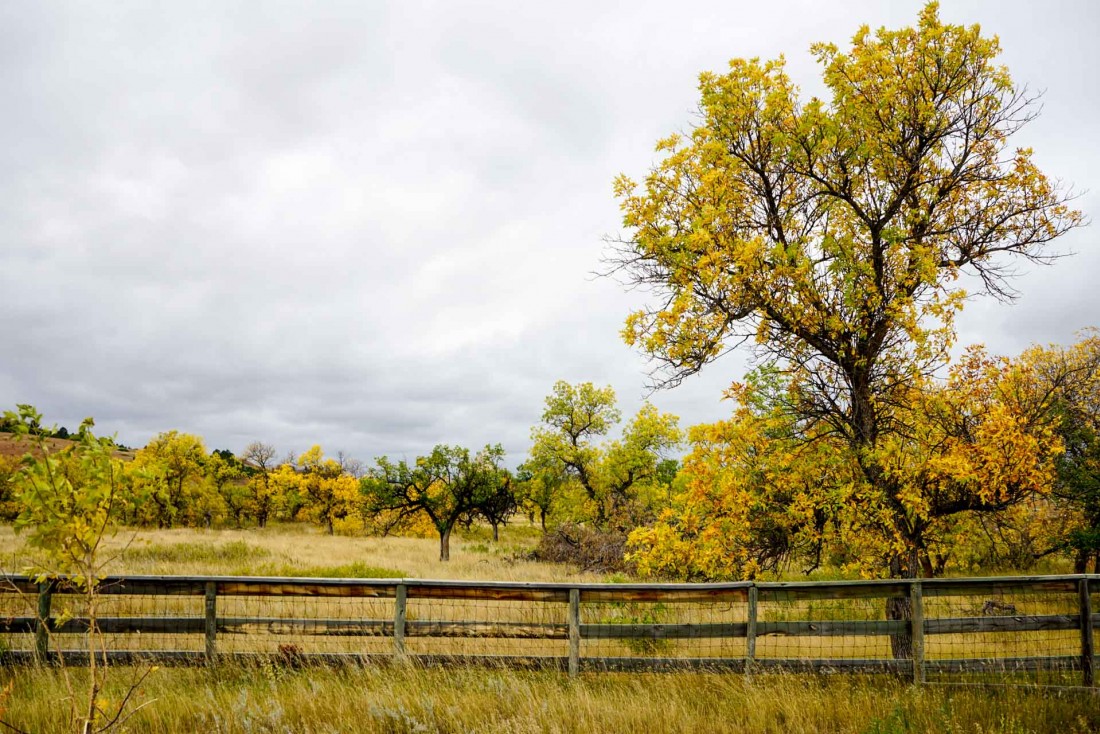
[540,510,547,533]
[326,517,335,536]
[886,595,913,660]
[886,553,916,660]
[439,525,452,561]
[491,522,500,542]
[1074,548,1089,574]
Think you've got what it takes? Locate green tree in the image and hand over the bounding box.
[1028,334,1100,571]
[474,473,517,542]
[609,3,1081,578]
[513,464,563,532]
[361,444,509,561]
[3,405,153,734]
[527,382,681,530]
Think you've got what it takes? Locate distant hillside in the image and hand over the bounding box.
[0,432,137,461]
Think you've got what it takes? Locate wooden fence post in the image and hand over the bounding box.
[204,581,217,664]
[34,580,53,664]
[910,581,925,685]
[568,588,580,678]
[1080,578,1094,687]
[745,585,757,677]
[394,583,408,660]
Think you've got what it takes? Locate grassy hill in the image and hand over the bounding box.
[0,431,136,461]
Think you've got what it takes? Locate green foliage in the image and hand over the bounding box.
[527,382,681,531]
[5,405,128,588]
[2,404,153,733]
[1047,336,1100,570]
[361,444,510,561]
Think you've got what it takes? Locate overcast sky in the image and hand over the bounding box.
[1,1,1097,463]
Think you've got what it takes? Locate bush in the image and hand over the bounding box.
[531,523,633,574]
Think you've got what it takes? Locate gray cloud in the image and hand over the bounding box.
[1,1,1097,464]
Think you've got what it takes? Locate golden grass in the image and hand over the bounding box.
[4,664,1097,734]
[0,522,607,582]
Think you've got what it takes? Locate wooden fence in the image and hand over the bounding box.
[1,574,1097,686]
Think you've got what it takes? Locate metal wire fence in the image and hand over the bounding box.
[1,574,1096,687]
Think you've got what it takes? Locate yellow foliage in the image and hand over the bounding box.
[630,339,1078,580]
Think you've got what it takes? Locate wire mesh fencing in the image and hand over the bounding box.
[1,574,1096,687]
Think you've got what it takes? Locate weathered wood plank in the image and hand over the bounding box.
[35,581,52,662]
[0,577,41,595]
[922,578,1079,598]
[758,583,909,601]
[2,647,1083,677]
[753,658,909,673]
[911,582,925,685]
[1080,578,1094,687]
[204,581,217,662]
[96,578,208,596]
[50,617,205,635]
[408,621,567,639]
[924,656,1080,673]
[746,585,757,676]
[568,588,580,678]
[579,587,747,603]
[407,586,568,602]
[582,657,747,673]
[757,620,906,637]
[581,622,746,640]
[216,582,398,598]
[925,615,1079,635]
[394,583,407,658]
[218,618,392,637]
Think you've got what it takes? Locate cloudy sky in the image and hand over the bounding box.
[1,1,1097,463]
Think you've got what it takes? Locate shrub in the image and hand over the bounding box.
[531,523,633,574]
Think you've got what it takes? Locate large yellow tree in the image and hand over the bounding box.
[130,430,207,528]
[610,3,1081,579]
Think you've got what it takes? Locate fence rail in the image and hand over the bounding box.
[2,574,1097,686]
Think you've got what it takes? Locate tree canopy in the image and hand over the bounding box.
[360,444,511,561]
[610,2,1082,578]
[526,381,681,530]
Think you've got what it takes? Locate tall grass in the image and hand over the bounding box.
[0,522,595,582]
[4,665,1097,733]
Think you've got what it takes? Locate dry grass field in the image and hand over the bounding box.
[5,663,1098,733]
[2,523,1099,733]
[0,521,603,582]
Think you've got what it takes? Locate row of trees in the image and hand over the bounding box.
[0,383,684,562]
[5,329,1098,573]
